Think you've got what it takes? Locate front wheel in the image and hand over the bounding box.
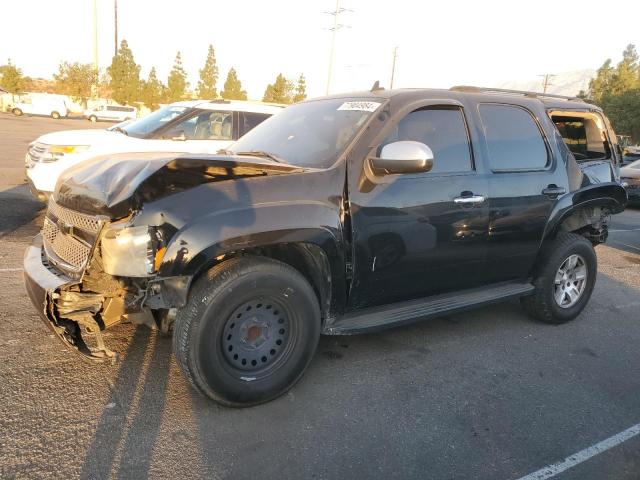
[89,115,97,123]
[173,256,321,407]
[521,233,597,324]
[51,111,61,119]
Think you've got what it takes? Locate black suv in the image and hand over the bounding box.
[24,86,627,407]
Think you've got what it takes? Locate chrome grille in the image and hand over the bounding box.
[42,199,105,276]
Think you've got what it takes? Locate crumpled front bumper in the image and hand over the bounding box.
[23,234,115,362]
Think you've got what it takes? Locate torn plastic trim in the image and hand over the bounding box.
[23,236,116,362]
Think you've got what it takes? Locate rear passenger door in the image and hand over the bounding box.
[478,103,567,282]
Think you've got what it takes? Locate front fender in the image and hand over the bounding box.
[542,182,627,242]
[153,201,346,315]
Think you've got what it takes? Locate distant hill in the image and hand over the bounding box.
[495,69,596,97]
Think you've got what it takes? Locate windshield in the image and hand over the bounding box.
[121,105,189,138]
[230,98,382,168]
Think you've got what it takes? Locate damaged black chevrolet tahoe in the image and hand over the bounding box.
[24,86,627,407]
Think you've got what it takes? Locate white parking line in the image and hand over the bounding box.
[0,268,23,272]
[515,422,640,480]
[609,228,640,233]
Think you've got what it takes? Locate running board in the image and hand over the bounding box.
[324,281,534,335]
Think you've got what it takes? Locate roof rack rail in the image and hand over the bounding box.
[449,86,582,102]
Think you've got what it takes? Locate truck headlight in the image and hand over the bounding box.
[101,225,165,277]
[40,145,90,162]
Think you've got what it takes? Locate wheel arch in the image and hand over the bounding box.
[160,228,347,326]
[542,182,627,243]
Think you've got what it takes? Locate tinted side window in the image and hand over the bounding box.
[479,104,548,171]
[242,112,271,136]
[382,107,472,173]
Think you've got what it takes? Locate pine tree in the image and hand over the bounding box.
[611,44,640,95]
[0,59,26,96]
[220,67,247,100]
[53,61,96,108]
[140,67,165,110]
[196,44,219,99]
[167,51,189,102]
[262,73,294,104]
[107,39,141,105]
[293,74,307,102]
[588,59,615,103]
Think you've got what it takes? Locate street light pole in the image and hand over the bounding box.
[114,0,118,56]
[390,46,398,89]
[92,0,99,98]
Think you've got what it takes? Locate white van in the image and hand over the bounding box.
[12,94,69,119]
[25,100,285,199]
[84,104,137,123]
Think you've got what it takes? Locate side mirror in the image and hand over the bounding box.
[370,141,434,175]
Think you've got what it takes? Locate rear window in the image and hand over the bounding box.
[551,114,611,162]
[479,104,548,171]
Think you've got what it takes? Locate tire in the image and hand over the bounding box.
[89,115,97,123]
[173,256,321,407]
[51,111,60,119]
[12,108,23,116]
[521,232,597,324]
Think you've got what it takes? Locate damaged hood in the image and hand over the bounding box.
[54,151,308,218]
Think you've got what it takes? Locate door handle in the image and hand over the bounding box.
[454,194,486,205]
[541,185,566,198]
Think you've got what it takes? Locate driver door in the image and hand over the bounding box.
[347,102,491,309]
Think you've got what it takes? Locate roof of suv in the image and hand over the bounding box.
[170,99,286,114]
[314,86,599,112]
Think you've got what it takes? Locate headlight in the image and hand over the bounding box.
[101,225,165,277]
[38,145,90,162]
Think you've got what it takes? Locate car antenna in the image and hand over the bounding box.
[371,80,384,92]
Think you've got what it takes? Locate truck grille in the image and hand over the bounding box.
[42,198,105,277]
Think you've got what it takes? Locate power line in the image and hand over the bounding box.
[539,73,556,93]
[324,0,352,95]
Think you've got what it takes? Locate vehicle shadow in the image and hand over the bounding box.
[79,326,172,480]
[0,184,45,239]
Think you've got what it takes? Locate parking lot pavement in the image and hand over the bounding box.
[1,116,640,479]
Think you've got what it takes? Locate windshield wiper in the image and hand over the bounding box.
[234,150,285,164]
[112,126,129,136]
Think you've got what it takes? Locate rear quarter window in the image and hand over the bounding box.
[479,104,549,171]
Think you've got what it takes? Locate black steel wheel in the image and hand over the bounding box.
[173,256,320,407]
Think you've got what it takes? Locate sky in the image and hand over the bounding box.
[1,0,639,100]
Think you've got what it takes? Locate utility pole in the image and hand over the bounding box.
[325,0,351,95]
[539,73,556,93]
[390,46,398,89]
[114,0,118,56]
[92,0,99,98]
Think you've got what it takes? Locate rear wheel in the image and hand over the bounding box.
[12,108,23,116]
[89,115,97,123]
[51,111,61,119]
[173,256,321,407]
[521,233,597,324]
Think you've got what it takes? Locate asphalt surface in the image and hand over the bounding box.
[1,114,639,480]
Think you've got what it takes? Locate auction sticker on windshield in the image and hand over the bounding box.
[337,101,381,112]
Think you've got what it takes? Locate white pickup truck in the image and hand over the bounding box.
[25,100,284,199]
